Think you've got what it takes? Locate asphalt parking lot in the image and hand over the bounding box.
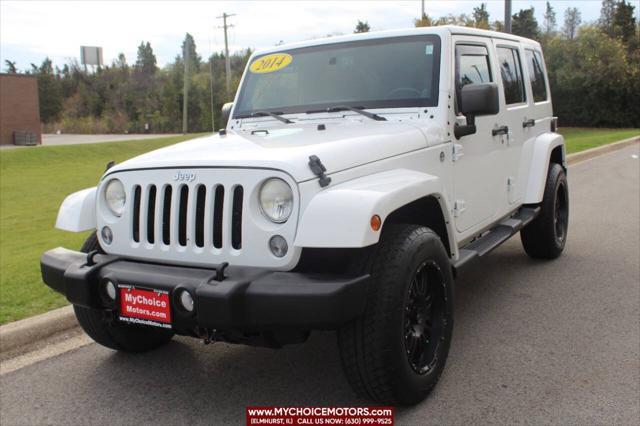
[1,144,638,425]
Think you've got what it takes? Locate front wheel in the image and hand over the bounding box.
[74,233,174,353]
[521,163,569,259]
[338,225,454,405]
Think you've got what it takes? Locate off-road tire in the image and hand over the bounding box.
[521,163,569,259]
[338,225,454,405]
[74,233,174,353]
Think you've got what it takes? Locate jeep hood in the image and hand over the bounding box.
[107,121,431,182]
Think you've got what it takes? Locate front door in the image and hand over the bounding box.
[452,36,502,234]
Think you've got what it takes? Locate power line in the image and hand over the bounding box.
[217,12,235,100]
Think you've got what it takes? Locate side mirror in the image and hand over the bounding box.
[454,83,499,139]
[221,102,233,129]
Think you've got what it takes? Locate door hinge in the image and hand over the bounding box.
[452,144,464,161]
[507,177,514,192]
[454,200,466,217]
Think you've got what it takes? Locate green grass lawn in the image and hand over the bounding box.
[0,135,201,324]
[0,127,638,325]
[561,127,639,154]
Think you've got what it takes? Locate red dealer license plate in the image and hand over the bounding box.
[118,286,172,329]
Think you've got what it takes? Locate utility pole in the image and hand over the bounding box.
[182,40,190,135]
[209,56,215,132]
[421,0,425,19]
[217,12,235,99]
[505,0,512,33]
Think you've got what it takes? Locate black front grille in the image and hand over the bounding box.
[131,183,243,249]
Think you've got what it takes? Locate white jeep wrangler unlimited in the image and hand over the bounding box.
[41,26,568,405]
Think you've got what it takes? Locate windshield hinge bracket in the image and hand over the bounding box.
[308,155,332,188]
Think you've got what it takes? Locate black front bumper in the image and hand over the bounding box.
[41,248,369,333]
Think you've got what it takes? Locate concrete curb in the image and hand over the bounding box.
[567,135,639,165]
[0,306,77,354]
[0,134,638,355]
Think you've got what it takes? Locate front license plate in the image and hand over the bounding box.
[118,285,172,329]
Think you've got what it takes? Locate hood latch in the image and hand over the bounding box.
[308,155,331,188]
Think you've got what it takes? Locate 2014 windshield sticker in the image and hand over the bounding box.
[249,53,292,74]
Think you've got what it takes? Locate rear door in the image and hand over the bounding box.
[517,46,554,196]
[493,41,528,208]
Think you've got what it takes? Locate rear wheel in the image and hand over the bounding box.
[338,225,454,405]
[74,233,174,353]
[521,163,569,259]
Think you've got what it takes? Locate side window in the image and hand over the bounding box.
[525,49,548,102]
[497,46,526,105]
[455,44,492,112]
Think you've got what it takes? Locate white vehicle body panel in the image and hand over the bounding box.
[523,133,565,203]
[55,188,97,232]
[107,120,432,183]
[296,169,451,248]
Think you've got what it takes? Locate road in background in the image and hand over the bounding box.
[41,134,178,146]
[1,144,638,425]
[0,134,180,150]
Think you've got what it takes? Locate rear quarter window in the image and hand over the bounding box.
[525,49,548,102]
[497,46,526,105]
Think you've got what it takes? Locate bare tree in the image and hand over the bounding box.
[563,7,582,40]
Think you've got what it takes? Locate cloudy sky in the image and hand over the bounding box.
[1,1,611,71]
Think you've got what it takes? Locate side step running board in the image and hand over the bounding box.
[453,206,540,273]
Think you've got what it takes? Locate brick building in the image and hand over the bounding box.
[0,74,42,145]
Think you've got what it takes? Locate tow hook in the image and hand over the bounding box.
[196,327,220,345]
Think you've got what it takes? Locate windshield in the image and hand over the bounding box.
[234,35,441,118]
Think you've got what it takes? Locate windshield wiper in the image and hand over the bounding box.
[247,111,293,124]
[306,106,387,121]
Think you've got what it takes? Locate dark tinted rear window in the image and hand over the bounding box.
[497,46,526,105]
[525,49,548,102]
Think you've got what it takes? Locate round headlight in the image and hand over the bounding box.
[259,178,293,223]
[104,179,126,217]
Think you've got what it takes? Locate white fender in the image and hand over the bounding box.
[295,169,454,250]
[55,187,97,232]
[524,132,565,204]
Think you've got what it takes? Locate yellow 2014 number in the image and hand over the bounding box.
[249,53,292,74]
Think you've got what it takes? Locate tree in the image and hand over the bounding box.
[36,58,63,122]
[512,8,540,39]
[598,0,617,37]
[354,20,370,33]
[135,42,157,75]
[114,53,127,69]
[563,7,582,40]
[415,14,436,27]
[543,1,557,35]
[612,0,637,44]
[493,20,505,32]
[545,26,638,127]
[4,60,17,73]
[472,3,490,29]
[181,33,201,72]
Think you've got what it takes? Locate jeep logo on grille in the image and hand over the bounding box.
[173,171,196,182]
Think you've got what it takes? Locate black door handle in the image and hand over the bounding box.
[523,119,535,128]
[492,125,509,136]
